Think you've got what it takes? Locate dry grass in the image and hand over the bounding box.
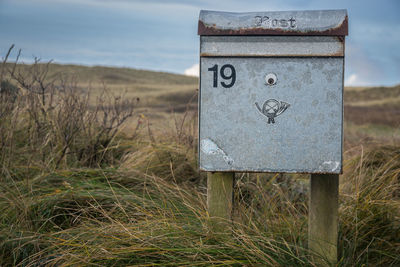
[344,85,400,103]
[0,48,399,266]
[1,134,399,266]
[344,105,400,128]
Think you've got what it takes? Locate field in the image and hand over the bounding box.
[0,60,399,266]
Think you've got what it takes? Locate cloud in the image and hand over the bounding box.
[184,63,199,77]
[345,43,385,86]
[345,74,364,86]
[33,0,200,15]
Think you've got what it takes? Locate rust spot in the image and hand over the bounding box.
[336,36,344,43]
[198,15,348,36]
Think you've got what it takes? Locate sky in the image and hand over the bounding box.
[0,0,399,86]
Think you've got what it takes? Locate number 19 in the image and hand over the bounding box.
[208,64,236,88]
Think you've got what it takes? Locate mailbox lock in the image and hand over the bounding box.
[265,73,277,86]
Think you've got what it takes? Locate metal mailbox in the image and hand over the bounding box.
[198,10,348,173]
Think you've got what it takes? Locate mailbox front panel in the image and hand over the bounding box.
[199,57,343,173]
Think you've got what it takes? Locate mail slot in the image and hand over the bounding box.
[198,10,348,173]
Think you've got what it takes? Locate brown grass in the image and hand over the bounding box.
[0,47,399,266]
[345,105,400,128]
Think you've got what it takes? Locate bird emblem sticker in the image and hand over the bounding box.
[255,99,290,124]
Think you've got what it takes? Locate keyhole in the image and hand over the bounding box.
[265,73,277,86]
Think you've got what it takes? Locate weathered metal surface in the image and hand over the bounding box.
[199,57,343,173]
[198,10,348,36]
[200,36,344,57]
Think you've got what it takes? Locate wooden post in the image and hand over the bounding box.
[309,174,339,266]
[207,172,234,232]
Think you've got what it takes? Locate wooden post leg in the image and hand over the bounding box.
[309,174,339,266]
[207,172,234,232]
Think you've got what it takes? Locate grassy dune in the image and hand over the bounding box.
[3,63,198,121]
[0,62,399,266]
[343,85,400,148]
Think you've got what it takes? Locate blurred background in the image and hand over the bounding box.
[1,0,399,86]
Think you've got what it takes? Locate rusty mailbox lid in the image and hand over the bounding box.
[198,9,348,36]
